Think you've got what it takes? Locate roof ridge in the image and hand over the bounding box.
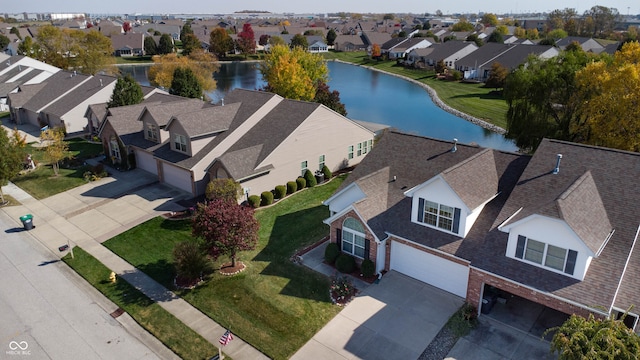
[557,170,592,202]
[441,148,493,175]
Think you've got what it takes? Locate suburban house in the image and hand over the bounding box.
[456,43,558,80]
[380,37,432,60]
[111,33,145,57]
[333,34,367,52]
[0,55,60,111]
[98,88,375,198]
[407,41,478,69]
[308,40,329,53]
[323,130,640,328]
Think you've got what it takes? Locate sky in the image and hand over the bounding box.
[4,0,639,16]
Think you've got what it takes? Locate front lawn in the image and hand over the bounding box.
[63,247,220,360]
[12,138,104,199]
[104,175,347,359]
[323,51,508,128]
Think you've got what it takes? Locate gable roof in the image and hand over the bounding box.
[110,33,145,50]
[7,83,47,108]
[41,74,117,117]
[166,103,240,138]
[140,99,209,127]
[440,149,499,211]
[456,43,516,68]
[421,41,478,60]
[19,70,90,112]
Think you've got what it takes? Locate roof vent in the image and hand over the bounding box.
[18,65,21,71]
[552,154,563,174]
[99,79,103,87]
[221,98,224,106]
[393,175,397,181]
[451,138,458,153]
[73,70,77,76]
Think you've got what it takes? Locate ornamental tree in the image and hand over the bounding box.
[181,33,201,56]
[40,128,68,176]
[0,127,25,205]
[205,178,241,202]
[122,22,132,33]
[236,23,256,58]
[192,199,259,268]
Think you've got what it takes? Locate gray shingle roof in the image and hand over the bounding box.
[0,69,44,97]
[7,83,47,108]
[21,70,90,112]
[142,99,209,127]
[167,103,240,138]
[42,74,117,117]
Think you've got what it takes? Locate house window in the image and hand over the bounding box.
[301,161,308,176]
[363,140,369,154]
[417,198,460,234]
[515,235,577,275]
[146,124,158,142]
[357,142,362,156]
[319,155,325,171]
[348,145,354,160]
[109,138,120,161]
[173,134,187,152]
[342,217,366,258]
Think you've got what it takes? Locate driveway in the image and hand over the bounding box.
[292,271,464,360]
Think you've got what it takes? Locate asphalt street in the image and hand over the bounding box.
[0,210,161,360]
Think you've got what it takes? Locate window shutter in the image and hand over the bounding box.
[336,228,342,249]
[565,250,577,275]
[365,239,371,260]
[418,198,425,222]
[515,235,526,259]
[452,208,461,234]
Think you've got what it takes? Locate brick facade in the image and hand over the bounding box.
[329,210,378,266]
[467,267,597,319]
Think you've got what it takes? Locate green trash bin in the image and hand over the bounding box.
[20,214,34,230]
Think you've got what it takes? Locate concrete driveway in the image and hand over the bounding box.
[292,271,464,360]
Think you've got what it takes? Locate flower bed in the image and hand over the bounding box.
[329,275,357,306]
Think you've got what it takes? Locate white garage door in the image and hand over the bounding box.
[390,241,469,298]
[162,163,193,194]
[135,150,157,175]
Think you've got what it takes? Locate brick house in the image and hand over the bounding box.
[323,130,640,326]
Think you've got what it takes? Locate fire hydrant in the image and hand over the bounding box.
[109,271,117,283]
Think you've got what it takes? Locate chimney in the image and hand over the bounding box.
[552,154,563,174]
[451,138,458,153]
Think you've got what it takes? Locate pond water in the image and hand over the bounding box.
[120,61,517,151]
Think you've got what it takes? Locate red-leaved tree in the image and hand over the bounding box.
[123,21,132,33]
[236,23,256,58]
[192,199,259,267]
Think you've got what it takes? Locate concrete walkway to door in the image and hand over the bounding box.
[292,271,464,360]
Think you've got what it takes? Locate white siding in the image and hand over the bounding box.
[59,84,116,133]
[410,177,469,236]
[162,162,193,194]
[135,150,157,175]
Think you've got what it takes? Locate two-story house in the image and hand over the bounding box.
[323,130,640,326]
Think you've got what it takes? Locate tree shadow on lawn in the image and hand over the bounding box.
[132,259,176,290]
[450,92,504,100]
[253,206,332,303]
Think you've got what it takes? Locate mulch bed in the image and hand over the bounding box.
[174,275,203,289]
[330,287,359,307]
[219,261,246,276]
[161,211,194,221]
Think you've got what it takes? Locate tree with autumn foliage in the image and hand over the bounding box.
[122,21,132,33]
[236,23,256,58]
[485,62,509,90]
[315,81,347,116]
[148,49,218,92]
[192,199,259,268]
[40,128,68,176]
[209,27,234,59]
[0,127,25,205]
[570,41,640,152]
[371,43,381,59]
[181,33,201,56]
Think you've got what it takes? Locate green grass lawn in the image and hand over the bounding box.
[323,51,508,128]
[12,138,104,199]
[104,175,347,359]
[62,247,221,360]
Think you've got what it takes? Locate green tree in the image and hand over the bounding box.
[290,34,308,49]
[326,28,337,46]
[192,198,259,268]
[0,128,25,205]
[180,22,193,43]
[10,27,21,39]
[72,29,116,75]
[108,74,143,108]
[485,62,509,90]
[435,59,446,73]
[482,13,499,26]
[169,67,202,99]
[315,81,347,116]
[504,48,593,151]
[495,25,509,35]
[236,23,256,58]
[208,27,234,58]
[0,34,9,50]
[205,178,241,202]
[466,34,484,47]
[583,5,620,38]
[181,33,201,56]
[260,44,327,101]
[268,35,286,48]
[548,314,640,359]
[158,34,174,54]
[513,27,526,38]
[144,36,157,55]
[40,128,68,176]
[548,29,568,40]
[451,21,475,32]
[487,31,504,43]
[17,36,41,57]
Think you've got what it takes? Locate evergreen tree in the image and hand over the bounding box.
[108,74,143,108]
[170,67,202,99]
[181,33,201,56]
[290,34,308,49]
[144,36,157,55]
[326,29,337,46]
[158,34,174,54]
[180,22,194,43]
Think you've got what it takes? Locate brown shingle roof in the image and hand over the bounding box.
[167,103,240,138]
[440,149,499,211]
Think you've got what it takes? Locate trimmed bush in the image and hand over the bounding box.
[274,185,286,199]
[286,181,297,194]
[260,191,274,206]
[248,195,261,208]
[322,165,332,180]
[360,259,375,278]
[304,169,317,187]
[296,177,306,190]
[335,253,356,274]
[324,242,341,264]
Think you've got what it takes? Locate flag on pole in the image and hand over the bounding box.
[219,329,233,346]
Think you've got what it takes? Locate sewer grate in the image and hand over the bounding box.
[110,308,125,318]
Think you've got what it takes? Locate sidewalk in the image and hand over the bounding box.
[1,166,268,360]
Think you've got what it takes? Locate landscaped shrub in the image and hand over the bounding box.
[296,177,306,190]
[260,191,274,206]
[286,181,297,194]
[324,242,341,264]
[451,70,463,81]
[360,259,375,278]
[274,185,286,199]
[248,195,261,208]
[303,169,317,187]
[322,165,332,180]
[173,240,209,287]
[335,253,356,274]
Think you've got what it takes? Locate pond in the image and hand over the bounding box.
[120,61,517,151]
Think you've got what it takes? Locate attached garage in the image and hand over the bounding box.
[161,162,193,194]
[135,150,158,175]
[390,241,469,298]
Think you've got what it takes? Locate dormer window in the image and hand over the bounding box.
[146,124,158,142]
[174,134,187,152]
[515,235,577,275]
[417,198,461,234]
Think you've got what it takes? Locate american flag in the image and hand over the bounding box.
[219,329,233,346]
